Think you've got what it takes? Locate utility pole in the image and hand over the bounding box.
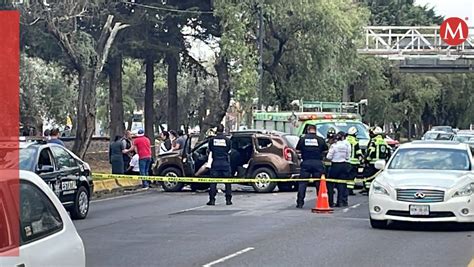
[257,1,264,111]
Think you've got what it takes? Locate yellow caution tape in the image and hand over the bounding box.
[93,171,381,185]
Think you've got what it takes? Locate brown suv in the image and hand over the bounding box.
[153,130,300,193]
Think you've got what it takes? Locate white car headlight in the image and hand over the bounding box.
[453,183,474,198]
[372,181,390,196]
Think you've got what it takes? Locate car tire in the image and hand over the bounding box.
[70,186,90,220]
[159,167,184,192]
[278,182,298,192]
[251,167,277,193]
[190,183,210,192]
[370,217,388,229]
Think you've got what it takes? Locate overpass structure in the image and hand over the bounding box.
[358,26,474,73]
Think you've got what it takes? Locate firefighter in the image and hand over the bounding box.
[323,127,337,175]
[364,126,391,192]
[207,124,233,206]
[295,124,328,208]
[346,126,363,196]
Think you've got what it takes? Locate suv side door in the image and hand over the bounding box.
[50,146,81,207]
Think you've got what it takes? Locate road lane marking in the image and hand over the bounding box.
[177,205,207,213]
[343,203,362,213]
[203,247,255,267]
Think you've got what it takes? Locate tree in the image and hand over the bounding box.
[20,54,78,132]
[20,1,129,158]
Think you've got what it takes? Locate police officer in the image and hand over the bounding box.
[326,131,351,207]
[346,127,363,196]
[207,124,233,206]
[364,126,391,191]
[295,124,328,208]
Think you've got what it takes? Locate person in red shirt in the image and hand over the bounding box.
[134,129,152,188]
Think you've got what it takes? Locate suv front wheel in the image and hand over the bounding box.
[159,167,185,192]
[251,167,277,193]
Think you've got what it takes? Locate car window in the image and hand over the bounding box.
[20,181,63,245]
[283,135,299,148]
[50,146,77,170]
[0,192,13,253]
[257,138,272,149]
[19,147,36,170]
[454,135,474,143]
[436,133,453,140]
[311,122,369,140]
[193,141,209,156]
[389,148,471,171]
[38,148,54,170]
[423,132,438,140]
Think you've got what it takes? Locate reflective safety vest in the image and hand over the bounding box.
[346,135,362,165]
[366,135,390,164]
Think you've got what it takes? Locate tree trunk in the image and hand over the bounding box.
[145,57,155,158]
[166,51,179,132]
[72,70,97,159]
[200,55,231,139]
[108,53,124,140]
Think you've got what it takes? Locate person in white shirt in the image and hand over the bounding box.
[326,131,352,207]
[126,153,140,175]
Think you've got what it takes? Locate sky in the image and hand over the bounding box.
[415,0,474,26]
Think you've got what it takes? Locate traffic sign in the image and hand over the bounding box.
[440,17,469,46]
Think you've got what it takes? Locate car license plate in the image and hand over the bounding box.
[409,205,430,216]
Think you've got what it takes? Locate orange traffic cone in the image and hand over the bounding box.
[312,174,334,213]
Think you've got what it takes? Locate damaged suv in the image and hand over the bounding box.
[153,130,300,193]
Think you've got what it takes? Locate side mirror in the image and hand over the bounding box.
[374,160,386,170]
[37,165,54,173]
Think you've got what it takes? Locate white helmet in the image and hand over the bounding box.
[348,126,358,136]
[373,127,384,135]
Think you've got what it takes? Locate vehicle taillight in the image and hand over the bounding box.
[284,147,293,161]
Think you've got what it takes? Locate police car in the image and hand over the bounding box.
[18,139,93,219]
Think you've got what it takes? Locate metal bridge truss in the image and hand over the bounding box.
[358,26,474,60]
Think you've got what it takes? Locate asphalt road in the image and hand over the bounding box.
[74,186,474,267]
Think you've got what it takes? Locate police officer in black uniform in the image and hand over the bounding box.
[207,124,233,206]
[295,124,328,208]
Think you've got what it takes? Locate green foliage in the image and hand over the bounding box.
[20,54,77,127]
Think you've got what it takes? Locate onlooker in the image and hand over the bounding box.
[159,131,172,154]
[172,130,186,150]
[121,130,134,171]
[43,129,51,140]
[109,136,125,174]
[48,128,65,146]
[126,152,140,175]
[170,130,178,150]
[134,129,152,188]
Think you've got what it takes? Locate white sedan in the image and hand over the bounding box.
[0,170,85,267]
[369,141,474,229]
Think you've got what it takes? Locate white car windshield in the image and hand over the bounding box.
[388,148,471,171]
